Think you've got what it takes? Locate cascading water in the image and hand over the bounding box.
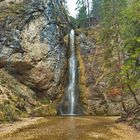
[57,30,82,115]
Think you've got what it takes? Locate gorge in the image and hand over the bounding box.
[0,0,140,139]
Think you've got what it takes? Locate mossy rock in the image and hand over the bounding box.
[0,69,38,122]
[31,104,57,117]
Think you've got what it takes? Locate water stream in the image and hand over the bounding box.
[57,30,82,115]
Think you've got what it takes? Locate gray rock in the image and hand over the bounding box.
[0,0,69,100]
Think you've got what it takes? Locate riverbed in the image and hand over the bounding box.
[0,116,140,140]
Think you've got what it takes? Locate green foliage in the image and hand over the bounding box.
[99,0,140,98]
[90,0,103,18]
[69,16,77,29]
[0,104,24,122]
[41,99,50,104]
[75,0,87,27]
[76,6,87,27]
[120,0,140,94]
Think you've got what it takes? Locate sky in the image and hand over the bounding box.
[67,0,92,18]
[67,0,77,17]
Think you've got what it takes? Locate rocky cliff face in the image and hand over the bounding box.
[76,28,140,117]
[76,28,122,116]
[0,0,69,121]
[0,0,69,98]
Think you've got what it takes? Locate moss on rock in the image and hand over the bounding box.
[0,69,38,122]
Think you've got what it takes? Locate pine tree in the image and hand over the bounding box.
[90,0,103,19]
[76,0,87,27]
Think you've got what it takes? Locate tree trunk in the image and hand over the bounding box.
[127,84,140,105]
[126,72,140,105]
[86,0,90,26]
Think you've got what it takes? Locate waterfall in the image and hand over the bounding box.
[57,30,82,115]
[69,29,76,114]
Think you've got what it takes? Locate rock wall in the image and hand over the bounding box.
[0,0,69,98]
[76,28,122,115]
[76,27,140,117]
[0,0,69,120]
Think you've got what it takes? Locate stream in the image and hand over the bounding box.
[1,116,140,140]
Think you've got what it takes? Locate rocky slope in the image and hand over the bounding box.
[0,69,38,121]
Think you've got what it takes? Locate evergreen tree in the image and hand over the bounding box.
[90,0,103,19]
[76,0,87,27]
